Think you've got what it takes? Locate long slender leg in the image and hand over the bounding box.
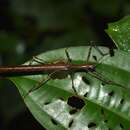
[86,42,125,89]
[88,41,110,68]
[86,45,92,63]
[26,56,59,98]
[65,48,77,94]
[86,41,105,64]
[23,70,60,98]
[85,41,107,79]
[88,71,127,90]
[29,56,47,65]
[65,48,72,63]
[23,76,51,98]
[90,41,109,56]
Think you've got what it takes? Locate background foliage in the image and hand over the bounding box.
[0,0,130,130]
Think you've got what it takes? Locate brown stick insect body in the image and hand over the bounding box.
[0,47,126,97]
[0,47,98,96]
[0,63,95,77]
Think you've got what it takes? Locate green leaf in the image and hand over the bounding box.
[106,15,130,52]
[10,46,130,130]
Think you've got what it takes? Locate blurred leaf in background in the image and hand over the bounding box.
[87,0,122,17]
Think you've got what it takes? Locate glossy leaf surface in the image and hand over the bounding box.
[106,16,130,52]
[11,46,130,130]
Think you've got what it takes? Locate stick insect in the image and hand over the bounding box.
[0,45,126,98]
[23,45,128,97]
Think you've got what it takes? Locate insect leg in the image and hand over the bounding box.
[23,70,60,98]
[65,48,72,63]
[86,41,107,64]
[88,71,128,91]
[86,45,92,63]
[29,56,47,65]
[90,41,109,57]
[86,41,110,68]
[65,48,77,94]
[87,42,126,90]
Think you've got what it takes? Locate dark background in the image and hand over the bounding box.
[0,0,130,130]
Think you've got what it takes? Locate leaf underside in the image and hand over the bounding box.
[11,46,130,130]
